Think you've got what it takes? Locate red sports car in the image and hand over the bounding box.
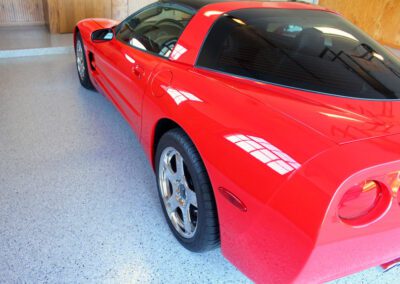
[74,0,400,282]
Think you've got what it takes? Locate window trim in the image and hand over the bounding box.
[194,65,400,102]
[114,2,196,60]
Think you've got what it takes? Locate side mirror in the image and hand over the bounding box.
[91,28,114,42]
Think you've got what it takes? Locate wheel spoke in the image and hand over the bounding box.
[175,153,185,181]
[165,165,176,184]
[166,195,179,214]
[163,154,176,183]
[182,206,193,233]
[186,188,197,208]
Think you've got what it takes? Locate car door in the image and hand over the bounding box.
[92,3,194,135]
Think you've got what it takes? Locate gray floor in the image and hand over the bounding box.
[0,53,399,283]
[0,25,72,50]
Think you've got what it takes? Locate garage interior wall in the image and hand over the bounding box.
[0,0,399,45]
[0,0,152,32]
[42,0,113,33]
[319,0,400,49]
[112,0,153,20]
[0,0,45,26]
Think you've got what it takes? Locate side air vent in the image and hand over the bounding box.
[88,52,96,71]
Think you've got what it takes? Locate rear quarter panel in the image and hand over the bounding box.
[140,60,337,281]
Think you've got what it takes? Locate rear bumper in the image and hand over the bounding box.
[221,206,400,283]
[297,226,400,283]
[221,199,400,283]
[381,257,400,271]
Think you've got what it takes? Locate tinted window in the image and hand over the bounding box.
[197,9,400,100]
[116,4,193,57]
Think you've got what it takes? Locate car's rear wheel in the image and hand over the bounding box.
[75,32,94,90]
[155,129,219,252]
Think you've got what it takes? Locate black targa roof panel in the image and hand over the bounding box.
[158,0,267,10]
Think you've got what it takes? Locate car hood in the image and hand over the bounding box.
[91,18,120,29]
[221,77,400,145]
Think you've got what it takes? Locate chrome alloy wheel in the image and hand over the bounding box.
[159,147,198,238]
[76,40,85,80]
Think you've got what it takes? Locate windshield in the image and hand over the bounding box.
[197,9,400,100]
[115,4,193,57]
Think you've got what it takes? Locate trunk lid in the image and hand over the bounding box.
[214,72,400,144]
[262,86,400,144]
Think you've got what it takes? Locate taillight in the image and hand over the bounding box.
[338,180,382,221]
[385,171,400,201]
[337,170,400,227]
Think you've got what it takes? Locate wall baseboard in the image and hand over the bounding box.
[0,46,73,59]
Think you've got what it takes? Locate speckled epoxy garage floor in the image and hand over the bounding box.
[0,53,399,283]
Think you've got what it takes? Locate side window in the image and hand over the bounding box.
[116,4,193,57]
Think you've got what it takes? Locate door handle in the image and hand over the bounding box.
[132,64,144,79]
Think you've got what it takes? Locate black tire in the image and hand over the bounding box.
[75,32,95,90]
[155,129,220,252]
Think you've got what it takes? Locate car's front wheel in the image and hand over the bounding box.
[75,32,94,90]
[155,129,220,252]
